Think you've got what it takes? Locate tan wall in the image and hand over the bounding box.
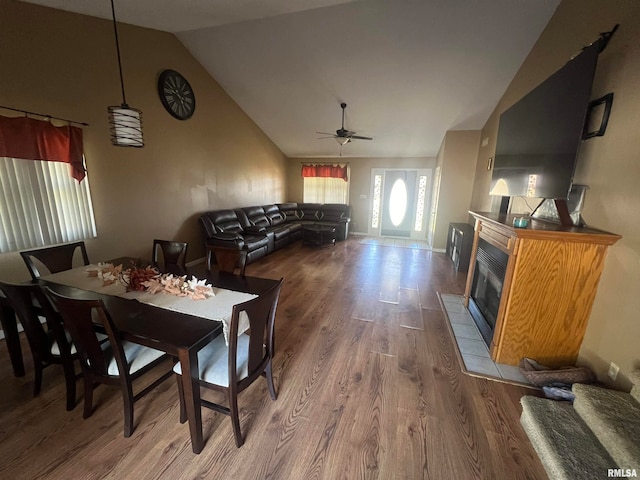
[469,0,640,387]
[431,130,481,250]
[0,1,286,282]
[286,157,435,235]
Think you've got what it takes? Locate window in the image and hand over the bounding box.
[371,174,382,228]
[301,164,349,203]
[414,174,428,231]
[0,157,97,253]
[303,176,349,203]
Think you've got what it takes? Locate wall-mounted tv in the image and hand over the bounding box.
[490,42,600,200]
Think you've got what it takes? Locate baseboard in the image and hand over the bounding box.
[186,257,205,267]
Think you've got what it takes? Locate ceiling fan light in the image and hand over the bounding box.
[335,136,350,146]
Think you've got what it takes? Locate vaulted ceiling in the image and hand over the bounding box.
[21,0,560,158]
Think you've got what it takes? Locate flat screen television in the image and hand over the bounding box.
[490,42,600,200]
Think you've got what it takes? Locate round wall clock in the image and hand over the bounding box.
[157,69,196,120]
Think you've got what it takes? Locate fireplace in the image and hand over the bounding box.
[468,237,509,348]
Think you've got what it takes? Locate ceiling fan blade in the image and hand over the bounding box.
[315,103,372,144]
[349,135,373,140]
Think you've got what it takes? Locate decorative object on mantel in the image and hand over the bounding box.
[87,262,215,300]
[106,0,144,148]
[531,184,589,227]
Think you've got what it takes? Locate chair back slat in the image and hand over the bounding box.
[20,241,90,280]
[152,239,188,273]
[45,291,115,377]
[229,278,283,383]
[0,282,52,357]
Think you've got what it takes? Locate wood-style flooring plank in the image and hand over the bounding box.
[0,237,547,480]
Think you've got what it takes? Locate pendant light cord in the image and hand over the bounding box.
[110,0,127,106]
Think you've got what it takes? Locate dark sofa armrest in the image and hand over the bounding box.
[206,233,245,249]
[244,225,266,234]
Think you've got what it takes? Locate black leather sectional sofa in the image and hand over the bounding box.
[199,203,351,265]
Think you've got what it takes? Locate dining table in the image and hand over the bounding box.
[1,258,279,454]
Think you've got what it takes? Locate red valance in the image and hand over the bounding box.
[301,164,348,182]
[0,116,86,181]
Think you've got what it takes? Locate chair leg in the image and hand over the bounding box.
[122,383,134,438]
[229,393,243,447]
[175,373,187,424]
[265,361,277,401]
[62,359,77,411]
[83,377,94,419]
[33,361,43,397]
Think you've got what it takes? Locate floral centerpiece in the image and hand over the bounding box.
[87,261,215,300]
[121,265,160,292]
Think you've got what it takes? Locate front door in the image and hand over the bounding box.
[380,170,417,237]
[368,168,432,240]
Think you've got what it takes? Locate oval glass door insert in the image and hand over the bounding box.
[389,179,408,226]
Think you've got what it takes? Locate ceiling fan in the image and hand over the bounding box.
[317,102,373,146]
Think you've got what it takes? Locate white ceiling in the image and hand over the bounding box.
[21,0,560,158]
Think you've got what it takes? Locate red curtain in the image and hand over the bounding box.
[301,164,348,181]
[0,115,86,181]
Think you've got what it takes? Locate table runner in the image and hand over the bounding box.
[40,265,257,343]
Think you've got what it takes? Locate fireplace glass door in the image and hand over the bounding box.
[468,238,508,347]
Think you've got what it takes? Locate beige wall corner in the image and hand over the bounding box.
[431,130,480,250]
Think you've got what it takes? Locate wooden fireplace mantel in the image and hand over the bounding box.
[464,211,621,367]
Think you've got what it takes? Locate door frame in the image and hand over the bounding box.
[367,168,433,240]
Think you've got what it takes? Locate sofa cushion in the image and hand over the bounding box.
[240,206,270,228]
[298,203,322,222]
[269,225,291,241]
[287,222,303,234]
[277,203,300,222]
[205,232,245,249]
[200,210,243,235]
[263,204,285,226]
[319,203,351,224]
[242,234,269,251]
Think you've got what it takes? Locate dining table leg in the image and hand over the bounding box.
[178,347,204,454]
[0,303,25,377]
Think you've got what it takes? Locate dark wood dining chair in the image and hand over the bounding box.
[152,239,188,273]
[20,241,90,280]
[206,245,247,276]
[173,277,284,448]
[45,289,173,437]
[0,281,79,410]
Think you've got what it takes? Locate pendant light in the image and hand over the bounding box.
[107,0,144,147]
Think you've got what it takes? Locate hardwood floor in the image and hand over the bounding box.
[0,237,547,479]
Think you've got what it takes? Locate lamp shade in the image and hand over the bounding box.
[108,105,144,147]
[335,136,350,146]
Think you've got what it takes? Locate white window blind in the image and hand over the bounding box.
[303,177,349,204]
[0,157,97,253]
